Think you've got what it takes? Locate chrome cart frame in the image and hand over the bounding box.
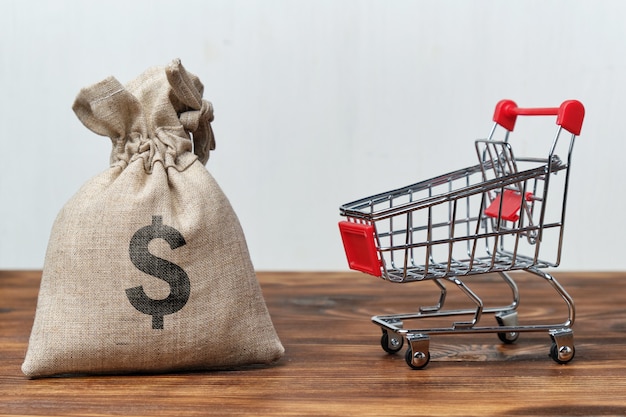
[338,100,585,369]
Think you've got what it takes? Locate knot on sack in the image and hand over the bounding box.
[180,99,214,132]
[179,99,216,164]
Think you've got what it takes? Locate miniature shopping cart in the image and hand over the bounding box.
[338,99,585,369]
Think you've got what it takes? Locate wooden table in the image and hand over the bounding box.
[1,270,625,416]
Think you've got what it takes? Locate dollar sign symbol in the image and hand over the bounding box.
[126,216,190,330]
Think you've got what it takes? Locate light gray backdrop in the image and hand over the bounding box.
[0,0,620,271]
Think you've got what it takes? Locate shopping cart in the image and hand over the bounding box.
[338,99,585,369]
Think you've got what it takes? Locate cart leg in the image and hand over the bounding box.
[527,268,575,328]
[419,278,447,313]
[496,271,520,312]
[449,277,484,328]
[405,333,431,370]
[549,328,575,364]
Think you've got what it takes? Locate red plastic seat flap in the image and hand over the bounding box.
[338,221,382,277]
[485,189,532,222]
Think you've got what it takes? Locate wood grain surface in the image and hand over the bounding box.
[1,270,625,416]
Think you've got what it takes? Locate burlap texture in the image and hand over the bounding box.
[22,59,284,377]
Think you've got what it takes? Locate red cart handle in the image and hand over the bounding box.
[493,99,585,135]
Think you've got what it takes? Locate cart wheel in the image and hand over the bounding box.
[405,346,431,370]
[381,331,404,354]
[549,342,575,364]
[495,310,519,344]
[497,330,519,344]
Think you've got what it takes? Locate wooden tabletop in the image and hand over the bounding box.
[1,270,625,416]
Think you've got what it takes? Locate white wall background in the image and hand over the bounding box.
[0,0,622,271]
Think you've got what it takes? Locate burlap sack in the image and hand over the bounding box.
[22,59,284,377]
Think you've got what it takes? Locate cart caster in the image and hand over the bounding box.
[495,310,519,344]
[381,330,404,354]
[405,334,430,370]
[549,328,575,364]
[497,331,519,344]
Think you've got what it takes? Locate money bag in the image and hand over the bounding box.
[22,59,284,377]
